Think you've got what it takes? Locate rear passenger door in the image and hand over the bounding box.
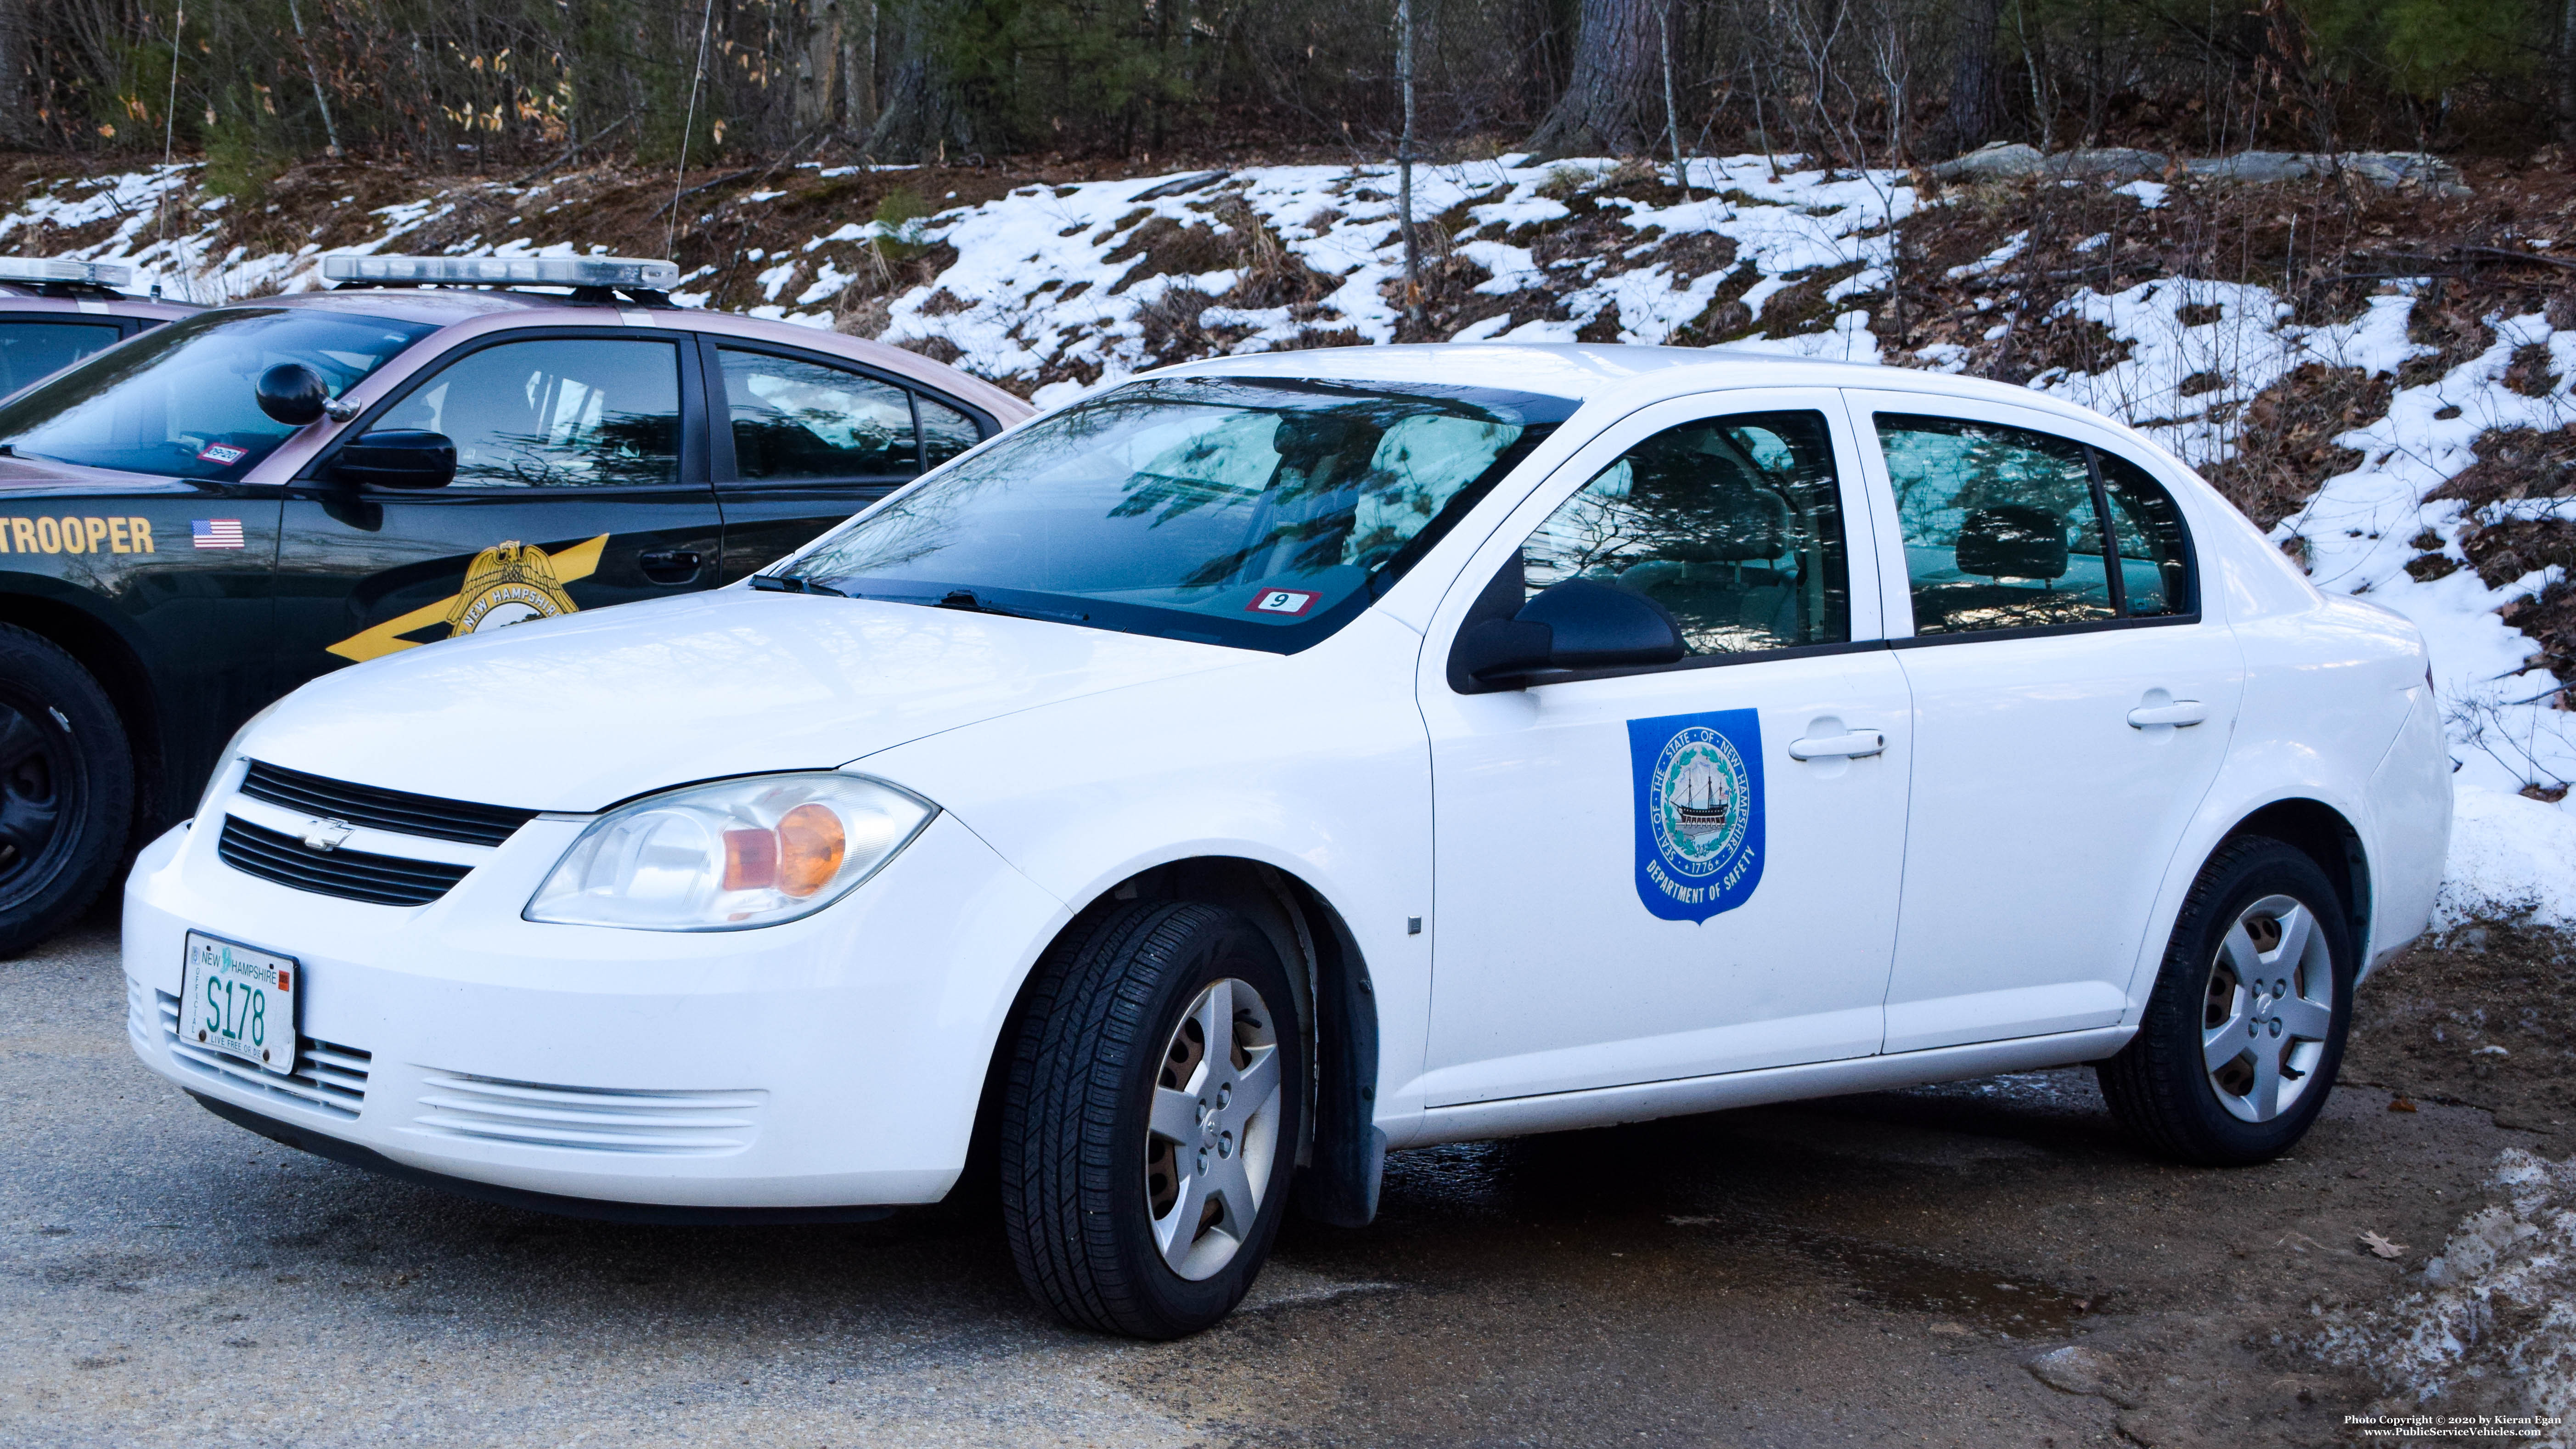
[698,340,996,583]
[1846,391,2241,1053]
[272,329,724,681]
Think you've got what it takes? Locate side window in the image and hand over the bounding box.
[1878,414,2114,636]
[0,321,123,395]
[1523,409,1851,656]
[718,347,918,481]
[917,393,984,468]
[2095,449,2192,617]
[381,338,681,489]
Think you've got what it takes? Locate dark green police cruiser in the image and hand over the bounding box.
[0,253,1030,955]
[0,257,198,394]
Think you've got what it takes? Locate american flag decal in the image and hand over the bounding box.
[191,519,245,550]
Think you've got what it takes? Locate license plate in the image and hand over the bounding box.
[179,932,299,1076]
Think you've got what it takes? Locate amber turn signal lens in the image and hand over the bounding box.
[776,803,846,897]
[722,828,778,891]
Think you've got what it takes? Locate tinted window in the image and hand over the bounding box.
[0,321,123,395]
[0,309,431,480]
[2096,449,2192,617]
[719,347,915,480]
[1879,414,2115,636]
[382,338,680,488]
[1524,410,1850,655]
[783,376,1567,654]
[918,394,983,467]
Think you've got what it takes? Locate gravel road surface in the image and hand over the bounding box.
[3,917,2552,1447]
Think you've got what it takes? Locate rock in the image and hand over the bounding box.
[2052,147,2167,180]
[2027,1344,2140,1408]
[2340,152,2464,191]
[1932,142,2047,181]
[2185,151,2316,183]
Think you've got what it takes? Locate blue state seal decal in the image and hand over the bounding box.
[1627,708,1765,922]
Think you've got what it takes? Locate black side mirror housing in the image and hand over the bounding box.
[1449,578,1687,691]
[255,363,331,426]
[332,430,457,489]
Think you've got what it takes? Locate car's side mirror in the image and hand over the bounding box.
[255,363,331,426]
[332,430,456,489]
[1449,578,1687,690]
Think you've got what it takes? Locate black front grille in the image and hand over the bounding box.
[217,815,473,907]
[239,760,538,847]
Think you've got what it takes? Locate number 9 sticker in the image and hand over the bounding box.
[1246,588,1320,617]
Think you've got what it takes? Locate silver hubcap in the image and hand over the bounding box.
[2202,894,2335,1123]
[1144,977,1281,1281]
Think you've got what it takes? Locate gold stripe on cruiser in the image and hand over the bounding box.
[327,534,608,663]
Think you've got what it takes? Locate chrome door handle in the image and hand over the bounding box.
[2127,701,2208,728]
[1788,729,1886,761]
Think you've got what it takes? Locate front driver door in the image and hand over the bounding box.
[1414,391,1912,1108]
[273,329,723,683]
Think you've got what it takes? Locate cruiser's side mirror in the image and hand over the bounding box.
[332,430,456,489]
[255,363,330,426]
[1449,578,1687,690]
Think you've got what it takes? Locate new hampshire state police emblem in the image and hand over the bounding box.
[1627,708,1765,922]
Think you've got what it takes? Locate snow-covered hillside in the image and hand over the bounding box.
[5,155,2573,919]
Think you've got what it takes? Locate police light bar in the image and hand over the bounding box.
[0,257,134,288]
[322,254,680,289]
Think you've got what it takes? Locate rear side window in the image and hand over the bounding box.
[1877,413,2189,636]
[1523,409,1851,656]
[2096,449,2191,617]
[0,321,122,395]
[718,347,918,481]
[917,394,983,468]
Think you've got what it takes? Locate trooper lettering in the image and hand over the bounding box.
[0,516,153,555]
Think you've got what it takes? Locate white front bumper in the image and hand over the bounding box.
[122,806,1069,1209]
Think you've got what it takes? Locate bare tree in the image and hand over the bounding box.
[1398,0,1422,338]
[0,0,26,148]
[1526,0,1660,157]
[1944,0,2004,153]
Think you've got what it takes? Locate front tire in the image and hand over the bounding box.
[2097,836,2354,1165]
[1000,901,1305,1338]
[0,626,133,959]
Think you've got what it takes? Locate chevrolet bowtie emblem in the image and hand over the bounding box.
[301,818,355,852]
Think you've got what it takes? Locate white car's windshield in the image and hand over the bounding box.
[777,376,1574,652]
[0,308,434,480]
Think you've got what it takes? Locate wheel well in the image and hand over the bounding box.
[2224,799,2371,957]
[0,594,163,824]
[962,857,1385,1227]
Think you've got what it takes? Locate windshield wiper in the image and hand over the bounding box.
[749,572,847,597]
[933,588,1089,623]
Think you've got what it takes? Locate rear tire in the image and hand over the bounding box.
[0,626,133,960]
[1000,901,1305,1339]
[2097,836,2354,1166]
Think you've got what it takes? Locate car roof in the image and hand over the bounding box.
[1150,342,2162,448]
[0,286,201,321]
[231,288,1032,421]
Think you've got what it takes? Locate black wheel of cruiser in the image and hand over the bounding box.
[1000,900,1305,1338]
[2096,836,2354,1166]
[0,625,132,959]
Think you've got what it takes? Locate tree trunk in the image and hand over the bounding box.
[862,0,966,160]
[2560,0,2576,143]
[0,0,27,148]
[1525,0,1660,158]
[792,0,842,138]
[1944,0,2005,153]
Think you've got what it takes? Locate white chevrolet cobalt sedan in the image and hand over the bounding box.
[125,344,2450,1337]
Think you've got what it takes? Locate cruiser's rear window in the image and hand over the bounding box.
[777,375,1575,653]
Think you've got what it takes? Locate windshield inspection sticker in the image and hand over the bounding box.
[195,443,249,466]
[1246,588,1320,616]
[1628,709,1765,923]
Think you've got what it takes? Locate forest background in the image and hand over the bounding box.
[0,0,2568,183]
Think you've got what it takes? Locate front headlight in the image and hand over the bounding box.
[524,773,935,931]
